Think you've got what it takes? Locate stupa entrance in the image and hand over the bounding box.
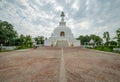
[60,31,65,37]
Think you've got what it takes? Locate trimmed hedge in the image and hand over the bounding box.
[94,45,117,52]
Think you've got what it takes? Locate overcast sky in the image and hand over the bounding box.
[0,0,120,39]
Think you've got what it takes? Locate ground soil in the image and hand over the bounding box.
[0,47,120,82]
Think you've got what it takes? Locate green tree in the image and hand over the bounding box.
[24,35,32,47]
[90,34,103,45]
[109,41,117,46]
[0,21,17,46]
[77,35,90,45]
[34,36,44,44]
[116,28,120,47]
[16,34,32,47]
[103,32,110,46]
[77,35,84,45]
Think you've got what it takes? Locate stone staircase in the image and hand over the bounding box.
[56,40,69,47]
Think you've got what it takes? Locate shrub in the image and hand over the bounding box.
[94,46,114,52]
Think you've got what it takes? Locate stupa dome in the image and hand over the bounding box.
[44,12,80,47]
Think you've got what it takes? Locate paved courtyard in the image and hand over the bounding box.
[0,47,120,82]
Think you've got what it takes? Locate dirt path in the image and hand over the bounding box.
[64,47,120,82]
[59,48,67,82]
[0,47,61,82]
[0,47,120,82]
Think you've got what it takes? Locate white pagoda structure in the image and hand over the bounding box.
[44,12,80,47]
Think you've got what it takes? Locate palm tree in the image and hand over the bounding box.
[103,32,110,46]
[116,28,120,47]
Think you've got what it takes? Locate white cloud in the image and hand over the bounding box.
[55,6,63,11]
[79,21,91,30]
[85,0,90,11]
[0,0,120,39]
[71,0,80,11]
[65,0,71,4]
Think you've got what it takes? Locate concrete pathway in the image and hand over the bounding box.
[59,48,67,82]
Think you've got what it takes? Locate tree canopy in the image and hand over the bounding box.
[0,21,17,46]
[77,34,102,45]
[0,21,32,48]
[34,36,44,44]
[103,32,110,46]
[116,28,120,47]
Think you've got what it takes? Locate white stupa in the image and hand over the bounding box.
[44,12,80,47]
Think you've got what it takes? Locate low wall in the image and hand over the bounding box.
[113,48,120,51]
[1,46,16,50]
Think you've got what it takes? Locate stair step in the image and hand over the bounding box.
[56,40,69,47]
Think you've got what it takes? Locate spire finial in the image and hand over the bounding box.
[59,11,66,26]
[61,11,65,17]
[60,11,65,22]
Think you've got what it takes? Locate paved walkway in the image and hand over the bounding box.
[59,48,67,82]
